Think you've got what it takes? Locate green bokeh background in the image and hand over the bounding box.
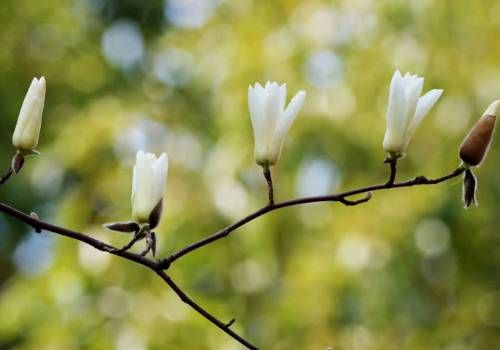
[0,0,499,349]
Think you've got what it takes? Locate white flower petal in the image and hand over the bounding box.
[278,83,287,111]
[132,151,164,223]
[383,71,406,152]
[269,90,306,162]
[153,153,168,205]
[403,76,424,127]
[248,85,268,161]
[262,82,281,143]
[407,88,443,139]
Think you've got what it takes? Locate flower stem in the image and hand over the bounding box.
[262,163,274,205]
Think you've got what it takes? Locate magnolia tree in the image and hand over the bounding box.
[0,72,497,350]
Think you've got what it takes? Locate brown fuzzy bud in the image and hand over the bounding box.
[459,100,498,166]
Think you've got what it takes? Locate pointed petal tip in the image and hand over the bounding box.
[484,99,500,117]
[136,150,146,160]
[296,90,307,99]
[424,88,444,99]
[391,70,403,84]
[158,152,168,163]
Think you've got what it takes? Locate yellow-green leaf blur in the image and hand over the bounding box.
[0,0,499,349]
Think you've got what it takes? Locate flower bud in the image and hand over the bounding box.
[131,151,168,226]
[12,77,46,152]
[459,100,498,167]
[248,81,306,166]
[383,70,443,157]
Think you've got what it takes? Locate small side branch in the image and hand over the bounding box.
[339,192,373,206]
[0,167,13,185]
[164,165,466,265]
[224,318,236,329]
[0,201,158,268]
[114,231,146,253]
[0,152,26,185]
[384,158,397,186]
[262,164,274,205]
[155,271,258,350]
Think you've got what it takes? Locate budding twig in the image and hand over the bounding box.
[0,160,467,350]
[161,164,465,267]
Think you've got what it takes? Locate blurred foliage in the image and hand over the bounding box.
[1,0,500,349]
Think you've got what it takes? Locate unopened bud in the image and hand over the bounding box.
[12,77,46,152]
[459,100,498,167]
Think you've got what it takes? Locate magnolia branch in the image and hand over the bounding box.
[0,172,258,350]
[0,158,466,349]
[1,66,497,350]
[160,162,465,268]
[0,149,470,349]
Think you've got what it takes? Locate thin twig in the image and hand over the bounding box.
[384,158,397,186]
[0,152,27,185]
[0,166,13,185]
[161,165,465,267]
[262,163,274,205]
[0,201,153,265]
[339,192,373,206]
[155,271,258,350]
[114,231,146,253]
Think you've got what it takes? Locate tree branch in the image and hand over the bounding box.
[0,201,258,350]
[155,270,258,350]
[160,164,465,267]
[0,159,466,350]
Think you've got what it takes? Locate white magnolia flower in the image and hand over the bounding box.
[248,81,306,166]
[131,151,168,224]
[12,77,46,152]
[383,71,443,157]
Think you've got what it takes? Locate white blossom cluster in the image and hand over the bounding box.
[11,71,499,226]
